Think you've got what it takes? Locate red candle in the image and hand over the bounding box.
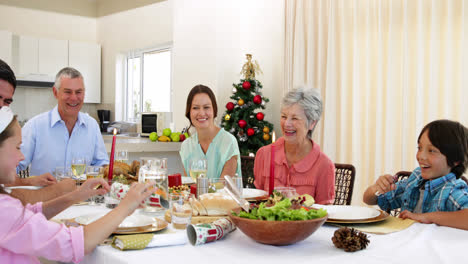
[108,128,117,184]
[168,173,182,187]
[190,184,197,196]
[269,132,276,196]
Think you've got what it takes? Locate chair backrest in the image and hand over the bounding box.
[333,163,356,205]
[388,171,412,216]
[18,166,30,178]
[240,156,255,188]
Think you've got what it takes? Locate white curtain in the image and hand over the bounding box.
[285,0,468,205]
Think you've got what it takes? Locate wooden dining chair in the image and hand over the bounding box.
[18,166,30,178]
[240,156,256,188]
[388,170,412,216]
[333,163,356,205]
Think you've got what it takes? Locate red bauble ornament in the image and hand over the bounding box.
[253,95,262,105]
[238,119,247,128]
[247,128,255,136]
[226,102,235,111]
[256,112,264,121]
[242,81,251,90]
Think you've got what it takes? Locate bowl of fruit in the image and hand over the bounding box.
[229,193,327,245]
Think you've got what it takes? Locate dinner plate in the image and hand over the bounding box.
[5,186,43,190]
[113,218,168,234]
[325,209,389,224]
[75,212,156,229]
[312,205,381,221]
[63,217,168,234]
[182,177,195,185]
[242,188,268,200]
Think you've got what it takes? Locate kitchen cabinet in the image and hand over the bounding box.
[13,35,68,82]
[69,41,101,103]
[39,38,68,77]
[0,30,13,65]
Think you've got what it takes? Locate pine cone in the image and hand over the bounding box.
[332,227,370,252]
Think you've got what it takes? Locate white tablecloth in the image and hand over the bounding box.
[52,205,467,264]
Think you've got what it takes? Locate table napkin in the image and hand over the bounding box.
[332,216,415,234]
[112,232,187,250]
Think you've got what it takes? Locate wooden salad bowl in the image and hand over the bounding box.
[229,208,328,246]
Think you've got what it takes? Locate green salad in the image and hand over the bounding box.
[233,198,327,221]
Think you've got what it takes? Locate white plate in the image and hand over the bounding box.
[182,177,195,185]
[4,186,43,190]
[242,188,268,199]
[313,205,380,221]
[75,212,156,228]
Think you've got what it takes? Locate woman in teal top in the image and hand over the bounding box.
[179,85,242,180]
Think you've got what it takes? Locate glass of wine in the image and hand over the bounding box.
[71,157,86,185]
[115,150,129,164]
[85,166,104,205]
[189,158,208,182]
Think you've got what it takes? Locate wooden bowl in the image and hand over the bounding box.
[229,208,328,246]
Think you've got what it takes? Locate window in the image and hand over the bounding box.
[126,46,172,121]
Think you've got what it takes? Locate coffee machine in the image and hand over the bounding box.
[97,110,110,132]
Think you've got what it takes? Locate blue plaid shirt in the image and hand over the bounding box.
[378,167,468,213]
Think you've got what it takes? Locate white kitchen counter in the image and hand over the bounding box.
[102,134,185,174]
[103,134,182,153]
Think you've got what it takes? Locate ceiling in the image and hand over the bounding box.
[0,0,166,17]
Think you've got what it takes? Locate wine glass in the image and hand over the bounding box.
[189,158,208,182]
[115,150,129,164]
[85,166,104,205]
[71,157,87,185]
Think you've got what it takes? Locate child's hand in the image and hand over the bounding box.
[373,174,396,195]
[399,210,433,224]
[77,178,110,201]
[119,182,154,213]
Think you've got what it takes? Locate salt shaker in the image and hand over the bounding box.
[196,174,209,198]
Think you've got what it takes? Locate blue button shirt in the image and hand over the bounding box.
[378,167,468,213]
[18,106,109,176]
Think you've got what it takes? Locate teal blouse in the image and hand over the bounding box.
[179,128,242,179]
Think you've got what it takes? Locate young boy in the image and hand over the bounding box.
[363,119,468,230]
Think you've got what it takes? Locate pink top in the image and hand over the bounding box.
[254,137,335,204]
[0,194,84,264]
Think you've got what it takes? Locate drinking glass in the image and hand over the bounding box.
[189,158,207,182]
[274,187,298,198]
[86,166,105,205]
[115,150,129,164]
[232,175,243,196]
[209,178,225,193]
[55,167,72,181]
[169,193,193,230]
[71,157,86,185]
[143,159,169,213]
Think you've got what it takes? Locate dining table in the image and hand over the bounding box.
[51,204,467,264]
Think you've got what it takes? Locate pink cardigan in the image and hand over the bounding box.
[0,194,84,263]
[254,137,335,204]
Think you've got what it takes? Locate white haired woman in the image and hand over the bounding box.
[254,87,335,204]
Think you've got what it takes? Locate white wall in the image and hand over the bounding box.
[0,1,285,133]
[0,4,97,121]
[172,0,284,133]
[97,1,173,121]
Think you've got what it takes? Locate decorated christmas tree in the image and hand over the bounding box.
[221,54,274,156]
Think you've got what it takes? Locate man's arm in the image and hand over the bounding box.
[9,179,76,205]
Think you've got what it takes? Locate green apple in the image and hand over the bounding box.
[163,128,172,137]
[171,133,180,142]
[184,132,189,138]
[149,132,158,142]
